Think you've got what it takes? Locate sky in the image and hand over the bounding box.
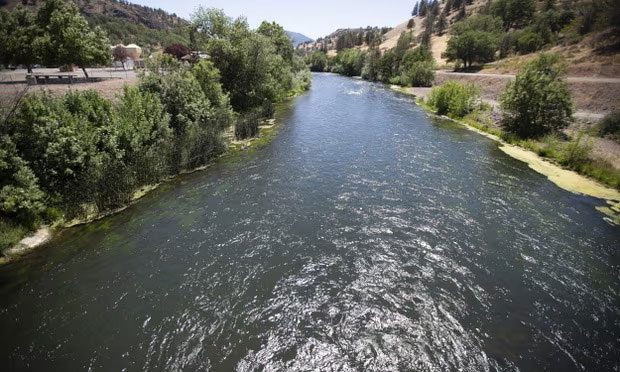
[130,0,414,39]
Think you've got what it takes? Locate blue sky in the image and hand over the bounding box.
[130,0,414,39]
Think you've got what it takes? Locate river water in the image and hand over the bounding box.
[1,73,619,371]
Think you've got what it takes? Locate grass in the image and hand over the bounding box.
[0,219,30,254]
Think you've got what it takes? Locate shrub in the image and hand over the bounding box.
[0,136,46,227]
[598,111,620,141]
[443,15,502,69]
[305,51,328,72]
[164,43,191,60]
[399,46,435,87]
[559,132,592,167]
[334,49,366,77]
[427,81,481,118]
[400,61,435,87]
[235,111,260,140]
[500,53,573,138]
[515,28,545,54]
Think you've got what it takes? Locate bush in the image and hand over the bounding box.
[235,111,260,140]
[164,43,191,60]
[0,136,45,227]
[399,46,435,87]
[400,61,435,87]
[443,15,502,69]
[500,53,573,138]
[427,81,481,118]
[333,49,366,77]
[305,51,328,72]
[515,28,545,54]
[559,132,592,167]
[599,111,620,141]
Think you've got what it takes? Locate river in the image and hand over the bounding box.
[1,73,618,371]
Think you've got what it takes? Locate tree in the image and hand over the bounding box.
[492,0,535,30]
[399,46,435,87]
[192,9,301,111]
[443,15,502,69]
[455,2,467,22]
[500,53,573,138]
[419,0,428,17]
[361,47,382,81]
[42,0,111,78]
[305,51,328,72]
[407,18,415,29]
[436,13,448,35]
[257,21,294,63]
[0,136,45,227]
[412,2,419,16]
[112,45,129,70]
[443,0,453,14]
[164,43,191,60]
[333,49,366,77]
[0,7,42,73]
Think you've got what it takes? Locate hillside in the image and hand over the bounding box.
[298,0,620,77]
[0,0,190,47]
[286,31,313,48]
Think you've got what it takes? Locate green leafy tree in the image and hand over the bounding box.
[333,49,366,77]
[427,81,480,117]
[361,47,382,81]
[192,8,303,111]
[500,53,573,138]
[0,136,46,227]
[305,51,328,72]
[257,21,294,63]
[492,0,535,30]
[0,7,43,73]
[41,0,111,77]
[443,15,502,69]
[399,46,435,86]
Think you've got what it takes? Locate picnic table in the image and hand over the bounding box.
[26,73,78,85]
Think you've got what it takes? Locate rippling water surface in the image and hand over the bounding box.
[1,74,619,371]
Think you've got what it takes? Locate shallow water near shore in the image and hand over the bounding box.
[1,73,618,371]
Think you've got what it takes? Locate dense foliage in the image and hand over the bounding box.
[443,15,502,69]
[0,0,111,76]
[427,81,480,118]
[163,43,191,60]
[305,51,328,72]
[500,53,572,138]
[0,7,310,251]
[191,8,310,112]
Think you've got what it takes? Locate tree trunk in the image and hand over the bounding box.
[82,67,89,79]
[27,65,33,74]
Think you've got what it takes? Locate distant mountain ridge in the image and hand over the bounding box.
[286,31,313,47]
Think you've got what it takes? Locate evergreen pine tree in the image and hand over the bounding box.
[419,0,428,17]
[455,2,466,21]
[436,13,448,35]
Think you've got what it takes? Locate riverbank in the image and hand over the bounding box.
[391,85,620,224]
[0,112,287,265]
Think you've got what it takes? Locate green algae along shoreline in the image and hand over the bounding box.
[389,85,620,225]
[0,115,284,265]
